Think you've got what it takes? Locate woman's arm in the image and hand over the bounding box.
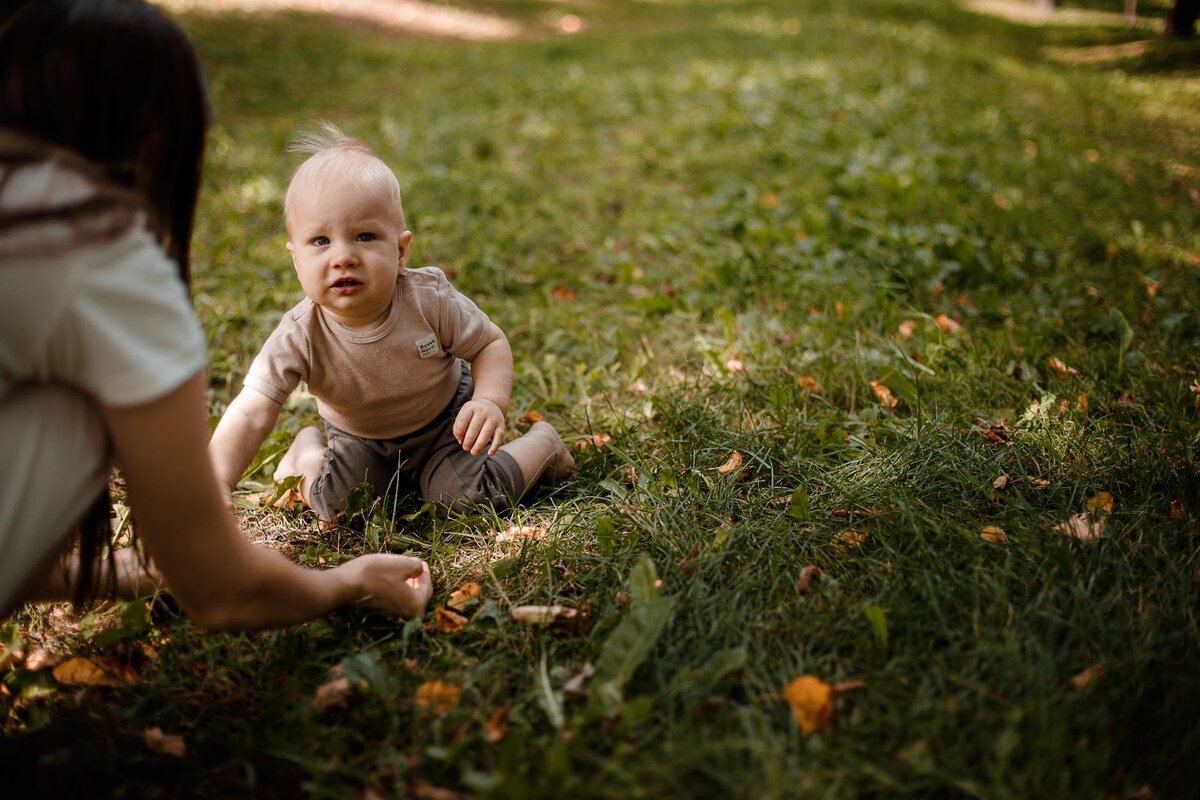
[103,371,431,630]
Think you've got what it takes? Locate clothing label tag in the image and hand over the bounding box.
[415,333,442,359]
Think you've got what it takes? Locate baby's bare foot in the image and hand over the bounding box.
[531,421,576,483]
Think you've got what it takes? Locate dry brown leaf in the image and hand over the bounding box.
[1028,478,1051,488]
[52,656,136,687]
[573,433,613,451]
[496,524,544,543]
[510,605,577,625]
[623,465,639,486]
[992,474,1010,491]
[1087,491,1114,514]
[869,380,898,409]
[935,313,962,334]
[832,679,866,696]
[1047,357,1079,379]
[1056,512,1103,542]
[796,565,822,595]
[1170,499,1186,519]
[795,375,822,394]
[143,727,187,758]
[410,780,471,800]
[985,422,1011,445]
[1070,662,1107,690]
[834,529,867,548]
[414,680,460,716]
[551,286,577,302]
[483,705,509,744]
[980,526,1007,543]
[897,319,915,340]
[519,409,546,424]
[1077,393,1089,411]
[715,451,744,474]
[782,674,834,735]
[434,606,469,634]
[312,675,353,710]
[447,581,482,611]
[627,379,649,396]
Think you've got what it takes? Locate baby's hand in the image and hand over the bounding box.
[453,398,505,456]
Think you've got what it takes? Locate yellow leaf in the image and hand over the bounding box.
[483,705,509,744]
[52,656,136,687]
[834,529,868,548]
[1056,511,1103,542]
[869,380,898,409]
[447,581,482,611]
[496,524,544,543]
[715,451,744,474]
[980,526,1007,543]
[434,606,469,634]
[414,680,460,716]
[1087,492,1114,514]
[782,675,834,735]
[143,727,187,758]
[510,605,577,625]
[312,675,353,710]
[1047,357,1079,379]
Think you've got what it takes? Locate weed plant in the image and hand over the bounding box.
[3,0,1198,797]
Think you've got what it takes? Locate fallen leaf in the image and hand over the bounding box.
[725,356,747,373]
[897,319,915,340]
[985,422,1010,445]
[869,380,898,409]
[1056,511,1103,542]
[496,524,544,543]
[832,679,866,696]
[573,433,613,451]
[414,680,460,716]
[627,379,648,396]
[795,375,822,394]
[519,409,546,424]
[1077,394,1089,411]
[447,581,482,611]
[143,727,187,758]
[796,565,822,595]
[760,191,778,209]
[312,675,353,710]
[1087,492,1114,514]
[550,286,577,302]
[483,705,509,743]
[715,451,744,474]
[623,465,639,485]
[1047,357,1079,379]
[782,674,834,735]
[980,526,1007,543]
[834,529,867,548]
[24,648,63,671]
[364,789,386,800]
[562,662,596,697]
[935,313,962,334]
[1028,477,1051,488]
[410,779,471,800]
[1070,662,1106,690]
[52,656,136,687]
[435,606,469,634]
[992,474,1010,491]
[511,605,577,625]
[1170,500,1186,519]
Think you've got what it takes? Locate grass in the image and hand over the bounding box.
[3,0,1199,796]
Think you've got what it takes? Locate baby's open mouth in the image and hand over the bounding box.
[332,277,362,288]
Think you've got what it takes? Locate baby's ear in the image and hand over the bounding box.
[398,230,414,268]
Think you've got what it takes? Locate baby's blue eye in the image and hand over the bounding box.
[356,232,377,242]
[312,236,329,246]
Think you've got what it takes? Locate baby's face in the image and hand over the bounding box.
[286,173,410,329]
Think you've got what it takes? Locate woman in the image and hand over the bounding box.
[0,0,432,626]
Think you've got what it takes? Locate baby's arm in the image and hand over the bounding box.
[209,386,284,496]
[453,323,513,456]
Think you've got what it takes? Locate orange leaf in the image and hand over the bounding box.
[715,451,744,474]
[414,680,460,716]
[834,529,867,548]
[897,319,915,340]
[496,524,544,543]
[1056,511,1103,542]
[519,409,546,424]
[1047,357,1079,379]
[782,675,834,735]
[52,656,136,687]
[1070,662,1106,690]
[551,286,577,302]
[573,433,613,451]
[447,581,482,611]
[980,526,1007,543]
[510,605,577,625]
[935,313,962,334]
[483,705,509,744]
[795,375,822,394]
[869,380,898,409]
[312,675,353,710]
[143,727,187,758]
[1086,492,1114,514]
[435,606,469,634]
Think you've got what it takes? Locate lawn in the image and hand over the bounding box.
[3,0,1199,797]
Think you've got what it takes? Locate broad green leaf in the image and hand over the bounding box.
[789,486,811,521]
[864,605,889,652]
[591,596,676,716]
[628,552,660,607]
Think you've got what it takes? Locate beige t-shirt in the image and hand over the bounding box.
[244,267,493,439]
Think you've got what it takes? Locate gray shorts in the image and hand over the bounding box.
[307,370,525,519]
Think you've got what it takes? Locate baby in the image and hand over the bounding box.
[209,124,573,520]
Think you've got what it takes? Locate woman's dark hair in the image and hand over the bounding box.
[0,0,211,280]
[0,0,212,603]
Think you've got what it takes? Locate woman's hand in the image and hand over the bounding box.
[453,398,505,456]
[341,555,432,618]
